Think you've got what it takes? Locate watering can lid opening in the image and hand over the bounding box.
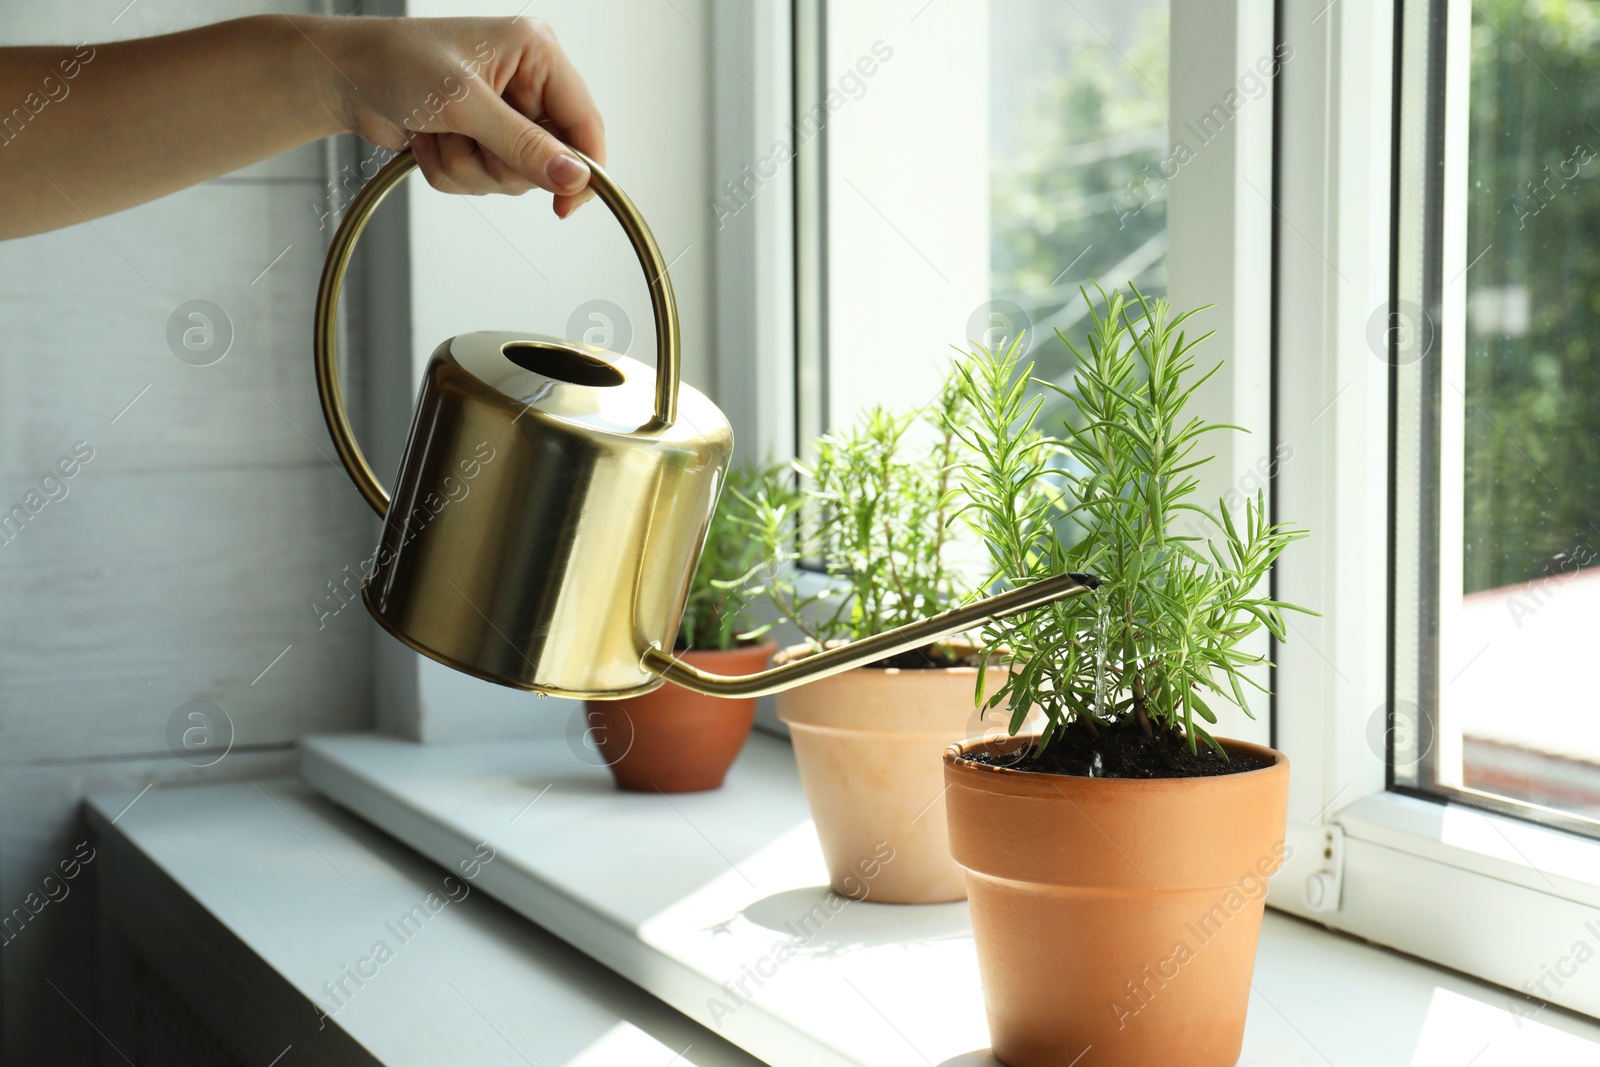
[502,339,628,389]
[443,329,733,444]
[447,329,642,403]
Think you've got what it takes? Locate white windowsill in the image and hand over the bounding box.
[299,731,1600,1067]
[86,778,760,1067]
[1338,790,1600,908]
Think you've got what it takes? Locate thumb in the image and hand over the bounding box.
[458,95,591,195]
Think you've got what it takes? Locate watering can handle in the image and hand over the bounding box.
[313,148,683,517]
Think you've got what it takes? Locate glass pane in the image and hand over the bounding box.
[1456,0,1600,817]
[1395,0,1600,830]
[799,0,1169,438]
[989,0,1169,402]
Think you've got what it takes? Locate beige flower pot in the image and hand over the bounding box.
[776,646,1003,904]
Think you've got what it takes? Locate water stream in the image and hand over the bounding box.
[1088,591,1110,777]
[1092,591,1110,719]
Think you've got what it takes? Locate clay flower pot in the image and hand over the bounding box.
[777,645,1001,904]
[586,639,775,793]
[944,734,1289,1067]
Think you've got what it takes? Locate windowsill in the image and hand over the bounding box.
[86,778,760,1067]
[300,731,1600,1066]
[1339,790,1600,907]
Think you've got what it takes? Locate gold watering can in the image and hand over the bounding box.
[314,149,1098,700]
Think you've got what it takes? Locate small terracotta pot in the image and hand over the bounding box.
[944,734,1289,1067]
[586,639,775,793]
[777,646,1006,904]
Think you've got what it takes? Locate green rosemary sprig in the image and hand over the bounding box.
[955,284,1313,754]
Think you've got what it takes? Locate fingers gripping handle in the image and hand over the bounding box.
[313,148,684,518]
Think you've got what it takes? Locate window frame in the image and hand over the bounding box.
[1270,0,1600,1020]
[710,0,800,472]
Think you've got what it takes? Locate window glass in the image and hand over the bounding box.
[1395,0,1600,828]
[988,0,1168,403]
[798,0,1169,439]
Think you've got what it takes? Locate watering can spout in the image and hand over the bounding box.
[644,572,1101,699]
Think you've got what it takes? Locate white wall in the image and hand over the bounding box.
[0,2,722,1052]
[391,0,720,741]
[0,2,375,1060]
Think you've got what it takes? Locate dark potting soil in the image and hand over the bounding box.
[964,717,1271,779]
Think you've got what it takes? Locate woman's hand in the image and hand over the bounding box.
[0,15,607,239]
[316,16,605,218]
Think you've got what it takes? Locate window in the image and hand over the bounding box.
[794,0,1170,446]
[1272,0,1600,1021]
[1393,0,1600,833]
[782,0,1275,744]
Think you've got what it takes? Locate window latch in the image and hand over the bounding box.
[1302,824,1345,913]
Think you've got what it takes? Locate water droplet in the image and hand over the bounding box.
[1089,751,1103,777]
[535,692,547,700]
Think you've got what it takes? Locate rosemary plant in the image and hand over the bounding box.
[678,466,772,651]
[735,373,978,660]
[956,286,1310,757]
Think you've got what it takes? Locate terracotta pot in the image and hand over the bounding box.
[586,639,774,793]
[944,734,1289,1067]
[777,646,1007,904]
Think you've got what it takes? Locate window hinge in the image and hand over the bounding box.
[1301,824,1345,913]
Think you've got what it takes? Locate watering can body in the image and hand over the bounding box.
[364,331,730,697]
[315,150,1096,702]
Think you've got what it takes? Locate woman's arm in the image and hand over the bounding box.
[0,15,605,241]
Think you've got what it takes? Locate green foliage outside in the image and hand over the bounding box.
[989,2,1169,405]
[1464,0,1600,590]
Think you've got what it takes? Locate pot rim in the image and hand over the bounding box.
[773,637,999,675]
[944,732,1288,788]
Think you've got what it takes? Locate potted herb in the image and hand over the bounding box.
[944,288,1308,1066]
[587,465,777,793]
[740,378,1000,904]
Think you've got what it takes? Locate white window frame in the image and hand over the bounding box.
[1271,0,1600,1020]
[710,0,798,470]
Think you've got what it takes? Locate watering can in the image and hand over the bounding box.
[314,148,1098,700]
